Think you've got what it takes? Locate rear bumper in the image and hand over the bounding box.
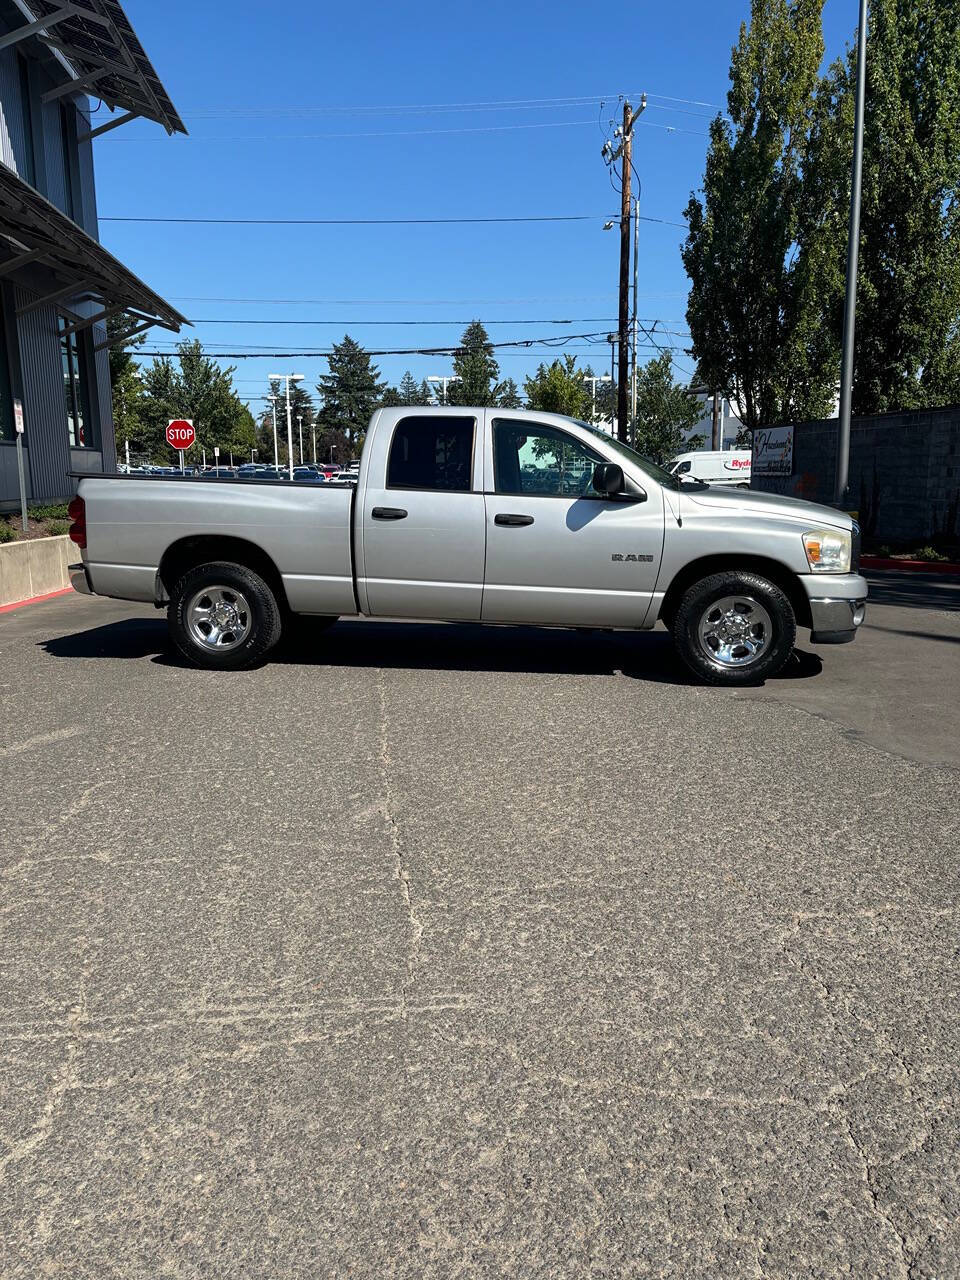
[69,562,93,595]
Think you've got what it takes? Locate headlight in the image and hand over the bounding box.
[803,528,852,573]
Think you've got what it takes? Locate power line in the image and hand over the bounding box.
[164,294,688,305]
[101,212,688,229]
[135,331,618,358]
[100,118,708,142]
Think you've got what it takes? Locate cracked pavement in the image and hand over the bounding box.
[0,574,958,1278]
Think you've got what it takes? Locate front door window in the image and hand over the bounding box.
[492,419,602,497]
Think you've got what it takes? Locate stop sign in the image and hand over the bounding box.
[166,419,195,449]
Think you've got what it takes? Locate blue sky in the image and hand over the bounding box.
[92,0,857,416]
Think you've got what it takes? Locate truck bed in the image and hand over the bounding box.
[74,474,357,617]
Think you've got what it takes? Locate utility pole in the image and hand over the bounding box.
[631,194,640,438]
[711,391,721,451]
[602,95,646,441]
[297,414,303,465]
[835,0,868,505]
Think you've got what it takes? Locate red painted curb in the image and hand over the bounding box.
[0,586,75,615]
[861,556,960,575]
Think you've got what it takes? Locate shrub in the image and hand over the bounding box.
[913,545,948,562]
[0,521,15,543]
[47,520,68,536]
[27,503,69,520]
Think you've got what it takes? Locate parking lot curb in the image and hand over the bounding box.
[0,585,74,614]
[862,556,960,575]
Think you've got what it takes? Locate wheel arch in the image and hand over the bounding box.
[158,535,288,611]
[658,555,811,630]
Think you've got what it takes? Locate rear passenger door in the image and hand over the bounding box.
[358,413,486,620]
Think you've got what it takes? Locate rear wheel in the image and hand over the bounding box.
[168,561,282,669]
[672,570,796,685]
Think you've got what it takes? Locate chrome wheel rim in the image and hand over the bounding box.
[697,594,773,668]
[186,585,252,652]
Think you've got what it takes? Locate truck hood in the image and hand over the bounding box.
[680,484,853,530]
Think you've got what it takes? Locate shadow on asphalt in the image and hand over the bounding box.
[864,571,960,611]
[40,616,823,685]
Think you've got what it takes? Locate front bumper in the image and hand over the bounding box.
[69,562,93,595]
[801,573,868,644]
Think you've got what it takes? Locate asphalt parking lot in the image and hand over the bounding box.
[1,572,958,1278]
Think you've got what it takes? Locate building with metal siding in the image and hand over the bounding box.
[0,0,186,511]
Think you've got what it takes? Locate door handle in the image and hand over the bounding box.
[371,506,408,520]
[494,513,534,527]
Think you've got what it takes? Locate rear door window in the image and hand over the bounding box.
[387,416,475,491]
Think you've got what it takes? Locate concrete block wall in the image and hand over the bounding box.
[751,406,960,543]
[0,535,74,606]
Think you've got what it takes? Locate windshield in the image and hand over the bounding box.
[575,420,681,488]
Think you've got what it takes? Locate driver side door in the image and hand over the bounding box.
[481,415,665,627]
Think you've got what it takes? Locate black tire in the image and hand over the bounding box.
[168,561,282,669]
[672,570,796,686]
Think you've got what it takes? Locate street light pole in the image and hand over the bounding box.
[267,394,279,468]
[311,421,317,465]
[835,0,868,506]
[297,415,303,465]
[270,373,305,480]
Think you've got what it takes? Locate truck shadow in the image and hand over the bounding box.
[40,615,823,684]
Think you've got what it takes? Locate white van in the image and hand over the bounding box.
[665,449,752,487]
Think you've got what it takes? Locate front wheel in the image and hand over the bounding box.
[168,561,282,669]
[672,570,796,685]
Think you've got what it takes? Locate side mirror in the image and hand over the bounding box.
[593,462,625,496]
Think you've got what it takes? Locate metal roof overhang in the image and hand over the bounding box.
[0,0,186,138]
[0,163,187,347]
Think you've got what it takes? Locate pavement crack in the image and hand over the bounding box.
[836,1105,914,1278]
[0,1043,78,1183]
[377,671,424,1020]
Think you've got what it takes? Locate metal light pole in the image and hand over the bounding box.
[267,394,279,468]
[835,0,869,506]
[584,374,612,427]
[427,374,459,404]
[311,420,317,464]
[270,373,304,480]
[297,414,303,465]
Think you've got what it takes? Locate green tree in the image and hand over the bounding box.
[317,335,385,441]
[398,370,429,405]
[447,321,501,406]
[106,314,147,455]
[683,0,837,432]
[497,378,523,409]
[633,354,704,462]
[809,0,960,413]
[523,356,592,418]
[134,340,253,463]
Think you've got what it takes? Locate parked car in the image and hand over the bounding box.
[69,407,866,683]
[665,449,752,488]
[293,467,325,483]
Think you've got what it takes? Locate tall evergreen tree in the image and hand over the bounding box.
[317,336,385,440]
[497,378,523,409]
[398,370,429,405]
[683,0,837,431]
[447,321,501,406]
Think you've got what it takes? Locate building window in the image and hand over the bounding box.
[0,299,14,443]
[60,318,91,447]
[59,103,78,220]
[17,55,37,188]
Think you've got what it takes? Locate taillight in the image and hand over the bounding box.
[68,495,86,548]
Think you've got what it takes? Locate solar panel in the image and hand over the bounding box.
[16,0,186,135]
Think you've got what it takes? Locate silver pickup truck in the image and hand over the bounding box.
[69,407,867,685]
